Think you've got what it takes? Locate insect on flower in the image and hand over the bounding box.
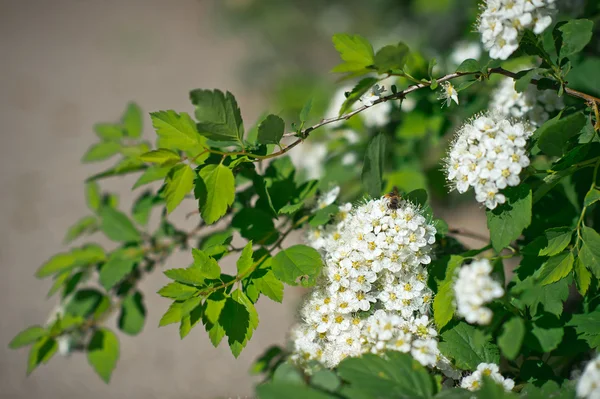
[384,186,402,210]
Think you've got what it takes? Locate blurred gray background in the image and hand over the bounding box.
[0,1,307,398]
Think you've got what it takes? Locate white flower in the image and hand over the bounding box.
[577,354,600,399]
[444,111,533,209]
[477,0,557,60]
[490,77,563,126]
[439,82,459,107]
[316,186,340,210]
[460,362,515,392]
[454,259,504,325]
[360,84,386,107]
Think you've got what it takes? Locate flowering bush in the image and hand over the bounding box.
[8,1,600,398]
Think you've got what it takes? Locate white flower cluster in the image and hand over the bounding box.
[292,196,458,374]
[454,259,504,325]
[444,112,534,209]
[460,363,515,391]
[477,0,556,60]
[577,354,600,399]
[490,77,564,126]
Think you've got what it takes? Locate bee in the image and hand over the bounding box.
[384,186,402,210]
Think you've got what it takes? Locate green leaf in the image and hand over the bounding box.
[220,290,255,357]
[433,255,463,330]
[118,291,146,336]
[36,253,76,278]
[9,325,47,349]
[331,33,375,73]
[122,102,143,138]
[94,123,124,141]
[139,149,180,165]
[82,142,121,162]
[584,188,600,207]
[558,19,594,59]
[86,181,102,212]
[150,110,201,151]
[254,269,284,303]
[361,133,387,198]
[64,215,97,244]
[512,276,570,317]
[529,321,564,353]
[203,294,227,346]
[190,89,244,143]
[159,301,184,327]
[574,257,592,295]
[339,77,378,115]
[537,251,574,285]
[164,164,195,214]
[257,383,335,399]
[99,249,140,290]
[131,191,156,226]
[257,114,285,145]
[179,301,204,339]
[568,308,600,348]
[311,369,341,392]
[438,322,500,371]
[299,98,312,123]
[46,270,71,297]
[486,184,532,252]
[374,42,410,72]
[236,242,254,276]
[27,336,58,374]
[164,267,205,286]
[196,164,235,224]
[157,282,198,300]
[456,59,480,73]
[192,248,221,279]
[514,69,538,93]
[64,289,105,317]
[98,206,141,243]
[498,317,525,360]
[580,226,600,278]
[132,165,172,189]
[271,245,324,286]
[536,112,587,157]
[539,227,573,256]
[87,328,119,383]
[337,351,436,399]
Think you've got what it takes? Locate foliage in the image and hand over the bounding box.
[8,1,600,398]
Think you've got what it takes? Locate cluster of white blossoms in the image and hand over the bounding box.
[444,111,534,209]
[477,0,556,59]
[577,354,600,399]
[490,77,564,126]
[460,363,515,391]
[292,194,461,377]
[454,259,504,325]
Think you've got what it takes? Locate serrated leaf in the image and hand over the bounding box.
[331,33,375,74]
[27,336,57,375]
[132,165,171,189]
[361,133,387,198]
[9,325,48,349]
[257,383,334,399]
[498,317,525,360]
[164,267,205,286]
[512,276,570,317]
[159,301,183,327]
[118,291,146,336]
[82,142,121,163]
[271,245,324,286]
[374,42,409,72]
[196,164,235,224]
[558,19,594,59]
[190,89,244,143]
[164,164,195,214]
[539,227,572,256]
[86,181,102,212]
[150,110,200,151]
[568,308,600,348]
[584,188,600,207]
[574,257,591,295]
[337,351,435,399]
[220,292,250,358]
[94,123,124,141]
[579,227,600,278]
[536,112,586,157]
[98,206,141,243]
[236,242,254,277]
[254,269,284,303]
[191,248,221,279]
[122,102,142,138]
[257,114,285,145]
[87,328,119,383]
[456,58,480,73]
[139,149,180,165]
[180,302,203,339]
[486,184,531,252]
[157,282,198,300]
[537,251,574,285]
[438,322,500,371]
[228,290,259,357]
